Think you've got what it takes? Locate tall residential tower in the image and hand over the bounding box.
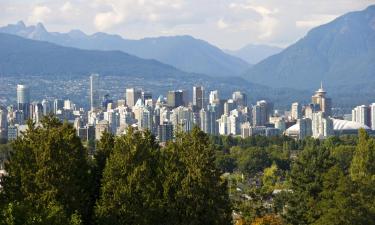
[90,74,100,111]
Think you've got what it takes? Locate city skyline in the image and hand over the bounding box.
[1,77,373,144]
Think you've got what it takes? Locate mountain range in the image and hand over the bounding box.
[226,44,283,64]
[244,5,375,92]
[0,32,190,79]
[0,32,310,108]
[0,21,249,77]
[1,5,375,107]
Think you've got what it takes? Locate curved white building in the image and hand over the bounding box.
[286,119,371,138]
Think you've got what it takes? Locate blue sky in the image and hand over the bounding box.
[1,0,374,49]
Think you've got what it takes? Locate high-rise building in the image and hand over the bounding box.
[209,90,219,104]
[126,88,142,108]
[95,120,109,140]
[32,102,43,123]
[53,99,64,114]
[232,91,247,106]
[170,106,194,132]
[90,74,100,111]
[102,94,113,109]
[157,121,173,142]
[0,106,8,141]
[352,105,371,127]
[298,118,312,139]
[291,102,302,120]
[133,100,153,131]
[311,82,332,116]
[224,99,235,116]
[167,90,184,108]
[312,112,333,139]
[252,100,273,126]
[199,105,219,135]
[41,99,52,116]
[141,91,153,103]
[370,103,375,130]
[193,86,204,111]
[17,84,30,120]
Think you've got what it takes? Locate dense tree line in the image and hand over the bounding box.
[0,116,374,225]
[0,116,231,225]
[210,133,375,224]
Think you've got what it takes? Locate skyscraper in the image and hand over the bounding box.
[126,88,142,108]
[370,103,375,130]
[291,102,302,120]
[193,86,204,111]
[312,112,333,139]
[167,90,184,108]
[90,74,100,111]
[41,99,52,116]
[352,105,371,127]
[252,100,273,126]
[232,91,247,106]
[0,106,8,141]
[311,82,332,116]
[157,121,173,142]
[53,99,64,114]
[209,90,219,104]
[17,84,30,120]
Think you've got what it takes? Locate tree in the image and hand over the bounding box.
[313,166,374,225]
[215,151,237,173]
[162,127,232,225]
[237,147,271,177]
[350,129,375,181]
[0,116,92,224]
[95,129,164,225]
[284,144,333,225]
[262,163,280,194]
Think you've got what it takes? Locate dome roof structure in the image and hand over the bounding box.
[332,119,370,130]
[285,119,370,134]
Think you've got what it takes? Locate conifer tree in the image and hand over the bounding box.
[0,116,92,224]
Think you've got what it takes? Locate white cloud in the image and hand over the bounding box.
[95,10,124,30]
[60,2,73,12]
[217,19,229,29]
[0,0,374,49]
[28,5,52,23]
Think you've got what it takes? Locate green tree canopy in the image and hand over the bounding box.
[0,116,92,225]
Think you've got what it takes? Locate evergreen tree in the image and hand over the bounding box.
[163,127,232,225]
[284,144,333,225]
[350,129,375,181]
[0,116,92,225]
[95,129,164,225]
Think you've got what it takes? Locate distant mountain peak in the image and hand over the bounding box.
[226,44,283,64]
[68,29,86,38]
[244,5,375,91]
[16,20,25,28]
[0,21,249,77]
[35,22,46,30]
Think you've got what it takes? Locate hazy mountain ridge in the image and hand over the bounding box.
[0,22,249,77]
[0,32,313,107]
[244,5,375,90]
[226,44,283,64]
[0,32,191,78]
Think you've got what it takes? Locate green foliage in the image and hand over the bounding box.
[95,128,163,225]
[164,127,232,225]
[350,129,375,181]
[0,116,92,224]
[95,127,232,225]
[283,130,375,225]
